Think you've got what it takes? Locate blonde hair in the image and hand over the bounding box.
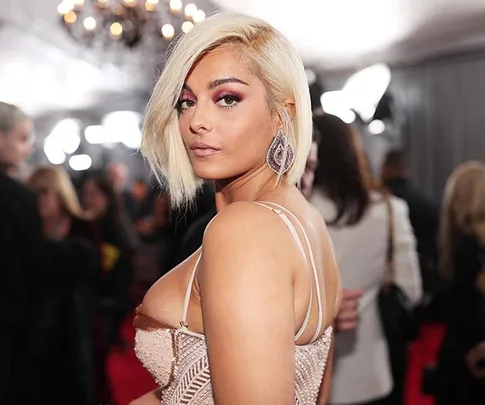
[28,165,86,219]
[141,11,312,208]
[0,102,29,134]
[438,160,485,279]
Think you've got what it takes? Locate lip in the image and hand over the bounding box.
[190,141,220,157]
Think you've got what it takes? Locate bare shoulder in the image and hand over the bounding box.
[200,201,298,281]
[204,201,280,237]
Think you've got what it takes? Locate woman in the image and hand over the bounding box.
[310,114,422,405]
[82,171,135,353]
[434,161,485,405]
[27,165,100,405]
[131,11,341,405]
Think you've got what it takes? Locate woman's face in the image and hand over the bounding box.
[0,120,32,170]
[178,46,278,181]
[34,185,62,220]
[82,179,109,219]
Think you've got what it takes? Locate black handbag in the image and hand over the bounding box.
[378,194,419,345]
[378,195,420,404]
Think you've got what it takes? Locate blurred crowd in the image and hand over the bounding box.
[1,101,485,405]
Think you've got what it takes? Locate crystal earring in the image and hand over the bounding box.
[266,130,295,174]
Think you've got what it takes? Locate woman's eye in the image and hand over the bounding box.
[178,99,195,110]
[217,95,238,108]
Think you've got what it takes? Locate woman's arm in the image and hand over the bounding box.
[392,198,423,306]
[200,202,301,405]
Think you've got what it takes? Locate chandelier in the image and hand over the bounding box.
[57,0,207,49]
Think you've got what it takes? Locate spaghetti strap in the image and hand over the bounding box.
[254,202,313,341]
[180,251,202,328]
[259,201,326,343]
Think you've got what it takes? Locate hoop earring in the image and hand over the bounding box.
[266,130,295,174]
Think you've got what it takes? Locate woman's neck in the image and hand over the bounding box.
[214,165,289,211]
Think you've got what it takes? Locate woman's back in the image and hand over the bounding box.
[135,197,340,404]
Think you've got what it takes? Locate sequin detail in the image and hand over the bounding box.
[135,326,332,404]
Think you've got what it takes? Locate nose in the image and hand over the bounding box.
[189,101,213,134]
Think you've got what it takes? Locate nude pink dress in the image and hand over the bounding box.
[134,202,333,404]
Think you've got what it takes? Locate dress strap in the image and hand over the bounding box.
[259,201,326,343]
[180,251,202,328]
[254,202,314,342]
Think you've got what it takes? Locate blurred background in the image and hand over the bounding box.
[1,1,485,404]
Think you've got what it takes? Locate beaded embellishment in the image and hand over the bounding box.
[266,130,295,174]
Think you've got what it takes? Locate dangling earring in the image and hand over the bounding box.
[266,129,295,174]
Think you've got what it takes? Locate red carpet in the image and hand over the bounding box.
[107,313,157,405]
[404,322,446,405]
[108,316,446,405]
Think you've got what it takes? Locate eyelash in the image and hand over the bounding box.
[176,93,243,112]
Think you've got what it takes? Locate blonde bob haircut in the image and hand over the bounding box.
[28,165,86,220]
[141,11,313,208]
[438,160,485,279]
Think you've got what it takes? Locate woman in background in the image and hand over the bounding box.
[434,161,485,405]
[28,165,100,405]
[310,114,422,405]
[82,170,135,348]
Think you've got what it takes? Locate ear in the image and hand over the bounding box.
[284,98,296,121]
[273,98,296,130]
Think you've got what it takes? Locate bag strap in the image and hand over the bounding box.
[383,193,395,287]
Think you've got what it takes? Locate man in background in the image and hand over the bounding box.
[382,149,443,319]
[0,102,46,403]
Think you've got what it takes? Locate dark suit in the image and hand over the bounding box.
[0,172,47,403]
[385,177,441,302]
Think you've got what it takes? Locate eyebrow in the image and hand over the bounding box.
[182,77,249,94]
[207,77,249,90]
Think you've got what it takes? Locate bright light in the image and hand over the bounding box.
[169,0,182,12]
[161,24,175,39]
[84,125,107,144]
[342,63,391,122]
[340,110,356,124]
[368,119,386,135]
[193,10,206,23]
[320,91,356,124]
[48,119,81,154]
[44,136,66,165]
[57,1,74,15]
[182,21,194,33]
[69,154,92,171]
[110,22,123,37]
[64,11,77,24]
[184,3,197,18]
[83,16,96,31]
[102,111,142,149]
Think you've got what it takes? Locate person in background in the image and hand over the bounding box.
[434,161,485,405]
[0,101,47,404]
[311,114,422,405]
[27,165,100,405]
[82,170,135,403]
[382,149,441,317]
[82,170,135,342]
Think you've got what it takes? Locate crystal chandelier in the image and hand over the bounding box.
[57,0,207,49]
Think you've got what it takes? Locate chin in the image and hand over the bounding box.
[191,165,232,182]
